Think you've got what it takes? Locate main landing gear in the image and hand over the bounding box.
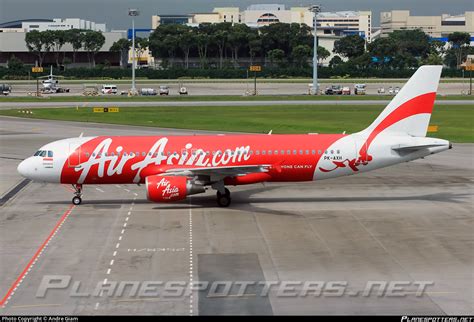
[216,188,231,207]
[72,184,83,205]
[212,181,231,207]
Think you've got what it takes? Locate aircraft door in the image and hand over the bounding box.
[68,143,82,168]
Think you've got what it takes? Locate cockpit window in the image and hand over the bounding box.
[34,151,42,156]
[40,151,47,157]
[48,151,53,157]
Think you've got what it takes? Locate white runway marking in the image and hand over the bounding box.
[96,195,137,310]
[188,199,194,316]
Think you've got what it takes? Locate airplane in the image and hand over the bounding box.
[17,66,451,207]
[39,66,70,93]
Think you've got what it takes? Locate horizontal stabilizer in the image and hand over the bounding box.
[392,143,447,151]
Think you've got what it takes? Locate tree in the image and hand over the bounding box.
[291,45,311,68]
[176,26,194,69]
[423,52,443,65]
[65,29,84,64]
[227,24,251,67]
[195,26,211,68]
[149,24,182,67]
[110,38,131,68]
[25,30,52,67]
[329,55,343,68]
[248,33,262,64]
[317,46,330,64]
[7,55,24,73]
[211,23,232,69]
[448,32,471,68]
[267,49,286,68]
[82,30,105,67]
[50,30,67,67]
[368,37,397,67]
[135,37,150,67]
[388,29,431,68]
[333,35,365,59]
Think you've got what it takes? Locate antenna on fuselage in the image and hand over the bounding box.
[268,130,272,135]
[79,132,84,138]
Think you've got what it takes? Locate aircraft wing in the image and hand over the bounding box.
[162,164,271,181]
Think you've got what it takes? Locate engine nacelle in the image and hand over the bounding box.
[145,175,205,202]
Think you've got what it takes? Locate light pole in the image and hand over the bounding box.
[309,5,321,95]
[128,8,139,95]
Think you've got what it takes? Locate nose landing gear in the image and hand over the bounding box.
[72,184,83,205]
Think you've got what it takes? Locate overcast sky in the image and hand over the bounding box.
[1,0,472,29]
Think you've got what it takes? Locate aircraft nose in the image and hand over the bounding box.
[17,158,32,178]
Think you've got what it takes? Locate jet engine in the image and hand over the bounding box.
[145,175,205,202]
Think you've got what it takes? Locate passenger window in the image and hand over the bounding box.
[48,151,53,157]
[85,152,90,158]
[142,152,146,157]
[268,150,272,155]
[293,150,297,155]
[274,150,278,155]
[262,150,266,155]
[256,150,260,155]
[331,150,334,154]
[281,150,285,155]
[318,150,322,155]
[110,152,115,157]
[312,150,316,155]
[287,150,291,155]
[299,150,303,155]
[306,150,309,155]
[337,150,340,154]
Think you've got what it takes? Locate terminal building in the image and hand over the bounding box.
[380,10,474,40]
[0,18,124,67]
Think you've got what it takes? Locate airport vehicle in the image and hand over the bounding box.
[324,85,342,95]
[141,88,157,96]
[378,87,385,94]
[159,86,170,96]
[342,86,351,95]
[179,86,188,95]
[0,83,12,95]
[17,66,451,207]
[101,84,118,95]
[40,67,70,93]
[354,84,366,95]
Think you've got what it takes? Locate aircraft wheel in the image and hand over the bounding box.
[216,189,231,207]
[72,196,82,205]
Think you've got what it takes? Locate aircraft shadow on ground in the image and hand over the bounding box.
[37,184,469,217]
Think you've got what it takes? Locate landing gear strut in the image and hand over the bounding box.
[72,184,83,205]
[216,188,231,207]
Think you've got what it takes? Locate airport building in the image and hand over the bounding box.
[380,10,474,39]
[0,18,107,33]
[0,19,124,66]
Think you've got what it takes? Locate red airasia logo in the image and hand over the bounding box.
[146,175,187,202]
